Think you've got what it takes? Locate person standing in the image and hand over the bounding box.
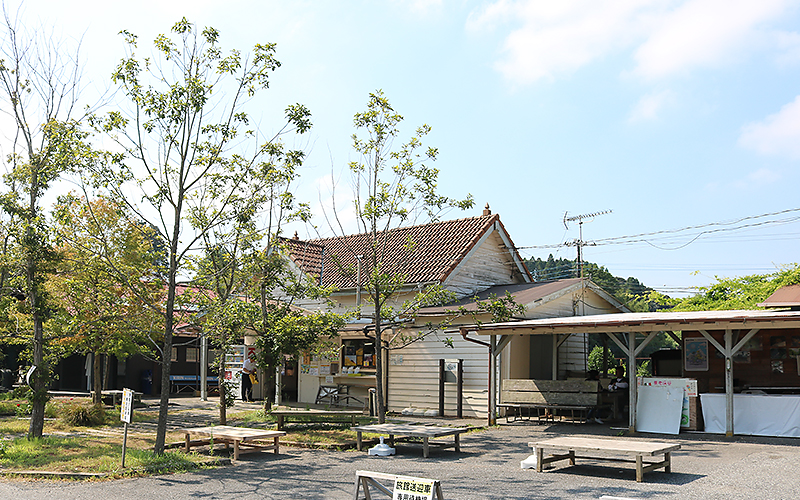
[241,352,257,402]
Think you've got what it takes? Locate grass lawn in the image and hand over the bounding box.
[0,398,387,478]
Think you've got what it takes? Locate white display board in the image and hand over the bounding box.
[638,377,697,429]
[636,380,685,435]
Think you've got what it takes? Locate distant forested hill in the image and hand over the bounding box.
[524,255,672,312]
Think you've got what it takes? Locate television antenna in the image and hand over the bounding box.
[563,210,612,279]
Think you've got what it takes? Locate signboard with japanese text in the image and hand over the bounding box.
[393,476,435,500]
[638,377,698,428]
[120,388,134,424]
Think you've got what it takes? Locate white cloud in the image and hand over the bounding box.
[468,0,797,85]
[628,89,676,122]
[739,96,800,159]
[469,0,654,84]
[633,0,790,80]
[773,30,800,66]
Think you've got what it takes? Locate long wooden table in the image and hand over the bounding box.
[270,409,364,430]
[182,425,285,460]
[529,436,681,482]
[351,423,468,458]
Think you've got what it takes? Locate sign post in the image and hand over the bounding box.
[120,388,134,468]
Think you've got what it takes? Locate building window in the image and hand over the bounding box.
[171,347,178,362]
[186,348,198,363]
[342,339,375,369]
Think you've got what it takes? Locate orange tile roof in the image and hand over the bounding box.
[283,214,529,289]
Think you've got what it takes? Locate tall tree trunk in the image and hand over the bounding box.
[218,356,227,425]
[374,301,386,424]
[104,355,112,391]
[28,314,46,438]
[92,354,102,405]
[26,183,46,439]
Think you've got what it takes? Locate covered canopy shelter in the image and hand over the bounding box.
[461,309,800,434]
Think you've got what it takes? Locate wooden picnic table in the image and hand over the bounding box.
[351,423,469,458]
[529,436,681,482]
[182,425,285,461]
[270,408,364,430]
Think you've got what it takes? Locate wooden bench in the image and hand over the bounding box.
[353,470,444,500]
[90,390,142,406]
[182,425,285,461]
[170,375,219,394]
[270,408,364,430]
[529,436,681,482]
[351,423,469,458]
[499,379,600,423]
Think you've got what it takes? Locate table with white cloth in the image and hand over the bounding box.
[700,393,800,437]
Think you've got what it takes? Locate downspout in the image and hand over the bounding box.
[460,327,494,426]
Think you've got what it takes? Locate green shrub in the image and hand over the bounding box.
[59,402,106,426]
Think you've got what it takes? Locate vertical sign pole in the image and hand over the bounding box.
[122,422,129,468]
[120,388,134,468]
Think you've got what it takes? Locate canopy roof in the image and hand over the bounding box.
[468,309,800,335]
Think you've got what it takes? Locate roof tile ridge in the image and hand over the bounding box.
[304,214,494,244]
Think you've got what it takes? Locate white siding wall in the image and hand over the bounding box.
[386,333,489,418]
[445,232,525,298]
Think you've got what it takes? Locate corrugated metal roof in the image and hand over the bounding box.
[758,284,800,308]
[416,278,583,315]
[469,308,800,335]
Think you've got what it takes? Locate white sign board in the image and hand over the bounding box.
[638,377,697,430]
[393,477,435,500]
[120,388,134,424]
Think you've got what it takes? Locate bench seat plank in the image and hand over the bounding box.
[351,423,468,458]
[528,436,680,482]
[270,409,363,430]
[182,425,285,461]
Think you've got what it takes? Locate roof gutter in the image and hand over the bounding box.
[459,326,490,348]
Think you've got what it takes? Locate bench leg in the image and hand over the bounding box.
[277,415,285,431]
[423,437,429,458]
[274,435,280,454]
[636,455,643,482]
[454,433,461,453]
[184,433,190,453]
[356,431,363,451]
[233,440,240,461]
[665,452,672,473]
[569,450,575,466]
[536,447,544,472]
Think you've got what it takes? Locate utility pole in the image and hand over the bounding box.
[563,210,612,279]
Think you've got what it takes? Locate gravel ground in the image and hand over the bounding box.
[3,397,800,499]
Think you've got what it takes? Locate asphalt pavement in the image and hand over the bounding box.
[3,396,800,499]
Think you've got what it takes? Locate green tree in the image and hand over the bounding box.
[0,7,97,438]
[673,264,800,311]
[329,90,473,423]
[91,18,311,454]
[49,196,162,405]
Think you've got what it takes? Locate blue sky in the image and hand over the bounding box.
[10,0,800,297]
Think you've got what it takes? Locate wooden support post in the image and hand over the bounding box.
[628,331,636,432]
[439,359,445,417]
[489,335,497,426]
[725,329,734,437]
[457,359,463,419]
